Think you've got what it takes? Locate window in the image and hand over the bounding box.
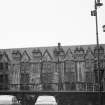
[64,72,76,82]
[51,62,56,72]
[43,83,53,91]
[76,62,85,82]
[85,60,93,69]
[0,75,3,83]
[64,61,76,83]
[100,60,104,68]
[87,83,94,91]
[0,63,8,70]
[65,61,75,72]
[77,83,86,91]
[21,62,30,72]
[20,73,29,84]
[65,61,71,72]
[42,62,52,73]
[33,63,40,73]
[65,82,76,91]
[20,73,30,90]
[0,74,8,90]
[0,63,3,70]
[86,72,94,83]
[70,82,76,90]
[5,63,8,70]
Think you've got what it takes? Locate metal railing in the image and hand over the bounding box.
[0,82,101,92]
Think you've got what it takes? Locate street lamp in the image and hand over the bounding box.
[96,0,103,6]
[103,25,105,32]
[91,0,103,91]
[91,0,103,105]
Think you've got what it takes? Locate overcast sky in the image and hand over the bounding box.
[0,0,105,49]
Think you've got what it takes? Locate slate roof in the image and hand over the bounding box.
[0,44,105,61]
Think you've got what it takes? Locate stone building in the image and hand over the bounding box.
[0,43,105,92]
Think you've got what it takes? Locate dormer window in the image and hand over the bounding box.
[74,47,84,54]
[74,47,85,60]
[12,50,21,61]
[80,47,84,54]
[74,47,79,53]
[32,49,42,58]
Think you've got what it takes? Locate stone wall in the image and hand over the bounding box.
[0,44,105,91]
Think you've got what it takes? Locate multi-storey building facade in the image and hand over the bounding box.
[0,43,105,92]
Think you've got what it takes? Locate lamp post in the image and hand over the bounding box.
[103,25,105,32]
[91,0,103,105]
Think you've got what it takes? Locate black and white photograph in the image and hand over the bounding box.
[0,0,105,105]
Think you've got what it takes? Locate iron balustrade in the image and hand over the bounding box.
[0,83,101,92]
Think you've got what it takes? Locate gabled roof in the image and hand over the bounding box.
[21,50,31,62]
[64,48,74,60]
[0,44,105,62]
[32,48,42,56]
[85,47,94,60]
[42,49,53,61]
[0,51,10,62]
